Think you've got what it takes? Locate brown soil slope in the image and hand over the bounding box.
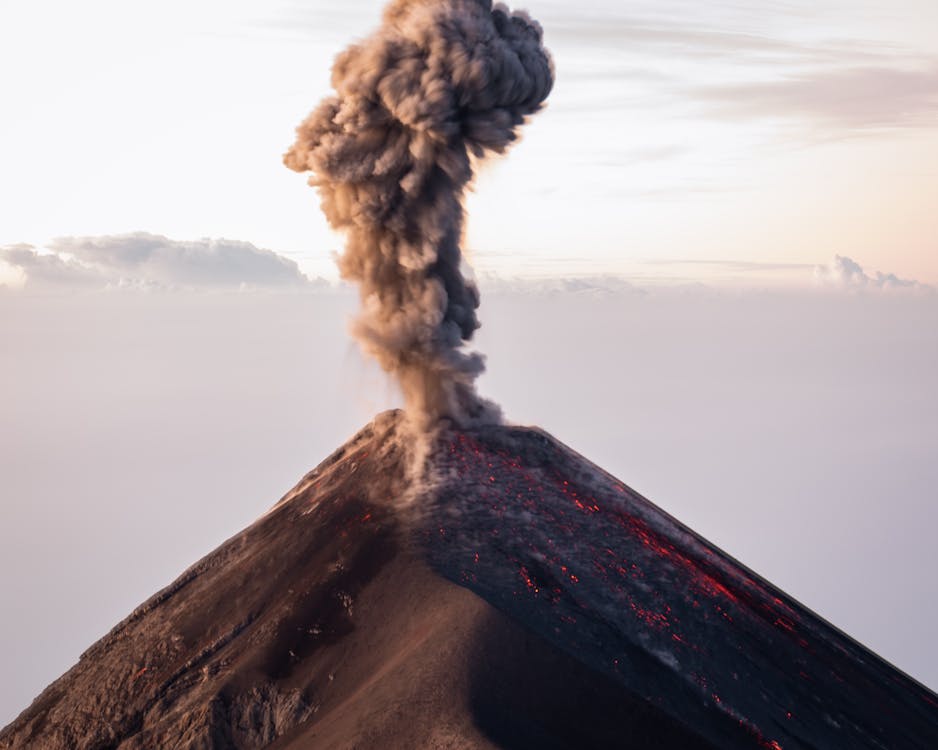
[0,413,711,749]
[4,410,937,749]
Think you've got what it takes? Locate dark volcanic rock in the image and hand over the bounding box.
[3,411,937,749]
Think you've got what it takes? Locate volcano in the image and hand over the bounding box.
[3,411,937,749]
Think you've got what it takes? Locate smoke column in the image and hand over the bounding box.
[285,0,553,431]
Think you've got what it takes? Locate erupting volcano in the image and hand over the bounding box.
[4,0,937,748]
[3,412,937,748]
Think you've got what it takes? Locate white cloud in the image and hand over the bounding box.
[0,244,106,289]
[3,238,931,298]
[814,255,931,291]
[1,233,316,292]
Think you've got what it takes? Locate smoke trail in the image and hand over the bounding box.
[285,0,553,431]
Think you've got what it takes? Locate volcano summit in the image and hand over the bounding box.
[3,411,936,749]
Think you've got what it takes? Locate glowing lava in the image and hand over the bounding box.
[422,424,938,750]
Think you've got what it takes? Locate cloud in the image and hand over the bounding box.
[693,64,938,132]
[0,244,107,289]
[479,258,933,295]
[814,255,932,292]
[1,233,315,291]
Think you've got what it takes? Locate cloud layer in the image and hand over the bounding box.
[1,233,313,291]
[814,255,931,291]
[2,235,930,297]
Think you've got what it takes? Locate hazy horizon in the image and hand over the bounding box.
[2,270,936,725]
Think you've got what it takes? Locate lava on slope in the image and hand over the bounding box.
[3,411,936,748]
[1,412,718,749]
[420,423,938,750]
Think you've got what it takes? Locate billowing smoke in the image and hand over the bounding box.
[285,0,553,432]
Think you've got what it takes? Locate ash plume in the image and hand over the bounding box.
[285,0,553,432]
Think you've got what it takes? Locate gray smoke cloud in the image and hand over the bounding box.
[285,0,553,431]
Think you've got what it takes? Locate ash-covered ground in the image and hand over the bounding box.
[3,411,936,749]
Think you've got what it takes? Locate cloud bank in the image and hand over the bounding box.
[814,255,932,292]
[1,233,314,292]
[3,237,931,297]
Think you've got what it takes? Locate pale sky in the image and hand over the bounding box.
[1,0,937,284]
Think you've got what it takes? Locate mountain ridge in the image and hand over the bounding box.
[3,411,937,749]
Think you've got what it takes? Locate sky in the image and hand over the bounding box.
[1,0,937,729]
[1,0,937,284]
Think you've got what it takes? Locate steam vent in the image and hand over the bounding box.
[3,412,937,749]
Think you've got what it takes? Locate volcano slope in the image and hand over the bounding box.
[3,411,937,749]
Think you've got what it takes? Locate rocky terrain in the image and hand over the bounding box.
[3,411,936,749]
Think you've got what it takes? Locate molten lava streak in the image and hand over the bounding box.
[421,426,938,750]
